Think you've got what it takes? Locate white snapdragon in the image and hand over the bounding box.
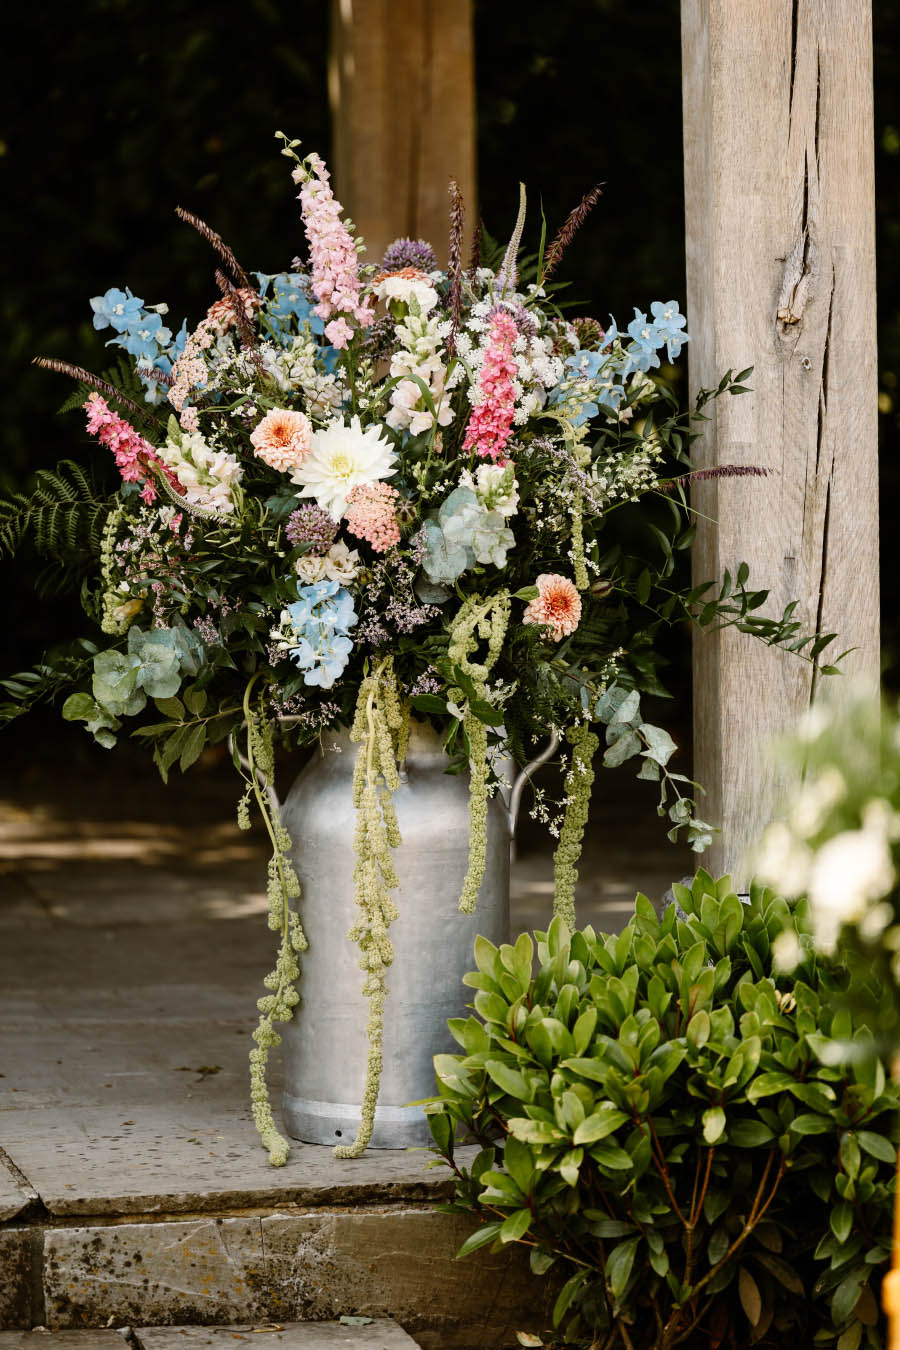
[459,462,519,518]
[158,431,243,516]
[385,308,454,436]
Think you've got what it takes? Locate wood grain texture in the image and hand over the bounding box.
[682,0,879,880]
[329,0,476,266]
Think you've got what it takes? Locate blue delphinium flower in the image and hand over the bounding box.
[257,272,326,341]
[90,287,145,333]
[650,300,688,361]
[289,626,354,688]
[283,581,357,688]
[624,308,664,375]
[117,311,173,359]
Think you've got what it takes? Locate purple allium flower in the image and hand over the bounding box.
[381,237,439,274]
[285,505,339,555]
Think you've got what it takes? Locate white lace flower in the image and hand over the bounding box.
[291,416,397,518]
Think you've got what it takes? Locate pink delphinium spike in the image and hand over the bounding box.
[462,310,518,462]
[293,153,373,349]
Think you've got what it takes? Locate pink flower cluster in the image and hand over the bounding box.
[83,393,177,504]
[344,482,401,553]
[294,153,373,349]
[462,310,518,462]
[169,317,215,422]
[523,573,582,642]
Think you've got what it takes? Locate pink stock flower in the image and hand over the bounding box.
[324,317,354,349]
[250,407,313,472]
[462,310,518,462]
[83,392,178,503]
[295,153,373,345]
[522,573,583,642]
[344,482,401,553]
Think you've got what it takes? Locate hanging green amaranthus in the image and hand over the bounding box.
[552,722,599,928]
[447,591,511,913]
[238,677,307,1167]
[335,655,407,1159]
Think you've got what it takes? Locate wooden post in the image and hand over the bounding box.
[329,0,476,267]
[681,0,879,881]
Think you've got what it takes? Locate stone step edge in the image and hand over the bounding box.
[0,1319,424,1348]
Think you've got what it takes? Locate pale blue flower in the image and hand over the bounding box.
[90,287,144,333]
[116,311,172,359]
[649,300,688,361]
[289,625,354,688]
[257,271,326,340]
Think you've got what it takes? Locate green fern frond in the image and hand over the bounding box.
[0,460,114,561]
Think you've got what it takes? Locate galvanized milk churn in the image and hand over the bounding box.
[278,718,518,1148]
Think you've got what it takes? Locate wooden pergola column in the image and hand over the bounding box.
[329,0,476,268]
[681,0,879,881]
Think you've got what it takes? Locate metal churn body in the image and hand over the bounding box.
[279,720,511,1149]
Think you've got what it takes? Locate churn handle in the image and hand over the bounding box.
[506,730,561,841]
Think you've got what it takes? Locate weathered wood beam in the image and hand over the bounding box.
[329,0,476,267]
[681,0,879,880]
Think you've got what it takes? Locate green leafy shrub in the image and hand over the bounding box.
[424,871,898,1348]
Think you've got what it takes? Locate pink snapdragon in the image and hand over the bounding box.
[462,310,518,462]
[83,393,178,504]
[344,482,401,553]
[293,153,373,349]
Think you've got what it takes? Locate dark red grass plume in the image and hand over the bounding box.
[542,185,604,281]
[33,357,165,429]
[447,178,466,356]
[176,207,252,290]
[656,465,769,493]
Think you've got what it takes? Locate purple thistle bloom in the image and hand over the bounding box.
[285,505,339,555]
[381,237,439,274]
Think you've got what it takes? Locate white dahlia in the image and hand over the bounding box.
[291,415,397,518]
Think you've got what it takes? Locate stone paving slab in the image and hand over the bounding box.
[0,1335,127,1348]
[4,1104,462,1217]
[136,1321,421,1348]
[0,1154,36,1222]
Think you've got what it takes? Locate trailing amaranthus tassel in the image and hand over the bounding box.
[553,723,599,928]
[447,592,511,913]
[336,656,407,1158]
[242,679,307,1167]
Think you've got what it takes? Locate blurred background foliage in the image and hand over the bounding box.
[0,0,897,752]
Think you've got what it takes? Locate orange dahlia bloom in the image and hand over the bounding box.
[250,408,313,473]
[523,573,582,642]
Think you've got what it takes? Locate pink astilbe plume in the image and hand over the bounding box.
[84,393,180,504]
[344,482,401,553]
[462,310,518,462]
[293,153,373,349]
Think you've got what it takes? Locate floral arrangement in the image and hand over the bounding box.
[1,133,825,1165]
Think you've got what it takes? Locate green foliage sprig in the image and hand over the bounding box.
[425,872,897,1348]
